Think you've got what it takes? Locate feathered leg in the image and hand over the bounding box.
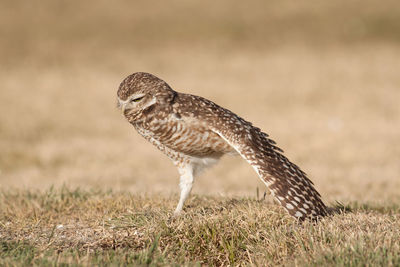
[174,163,194,215]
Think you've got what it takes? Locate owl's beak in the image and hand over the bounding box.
[117,98,127,114]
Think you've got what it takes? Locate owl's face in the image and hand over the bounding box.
[117,72,175,121]
[117,90,156,116]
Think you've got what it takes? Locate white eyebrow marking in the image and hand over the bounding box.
[117,97,129,105]
[131,94,146,100]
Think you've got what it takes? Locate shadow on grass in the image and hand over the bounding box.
[0,239,176,266]
[327,200,400,216]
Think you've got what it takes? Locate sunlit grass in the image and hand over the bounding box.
[1,187,399,266]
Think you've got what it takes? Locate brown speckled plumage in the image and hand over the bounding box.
[117,72,328,221]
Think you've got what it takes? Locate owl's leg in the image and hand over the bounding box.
[174,164,194,215]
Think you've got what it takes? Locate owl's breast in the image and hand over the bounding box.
[138,115,235,157]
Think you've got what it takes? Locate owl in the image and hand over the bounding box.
[117,72,328,221]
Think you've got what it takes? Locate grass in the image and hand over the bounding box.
[1,187,399,266]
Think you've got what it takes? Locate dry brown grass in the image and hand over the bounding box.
[1,187,400,266]
[1,0,400,265]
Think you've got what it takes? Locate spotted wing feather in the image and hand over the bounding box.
[194,99,328,221]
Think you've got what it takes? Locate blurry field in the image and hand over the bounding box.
[1,0,400,265]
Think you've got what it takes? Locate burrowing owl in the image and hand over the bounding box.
[117,72,328,221]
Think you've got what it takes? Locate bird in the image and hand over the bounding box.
[117,72,328,221]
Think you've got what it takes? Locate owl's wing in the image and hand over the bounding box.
[206,107,328,221]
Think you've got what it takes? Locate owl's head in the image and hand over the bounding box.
[117,72,175,120]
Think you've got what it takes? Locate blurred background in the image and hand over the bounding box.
[1,0,399,204]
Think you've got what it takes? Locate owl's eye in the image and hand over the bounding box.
[131,96,144,103]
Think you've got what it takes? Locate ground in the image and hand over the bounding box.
[1,0,400,266]
[1,188,400,266]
